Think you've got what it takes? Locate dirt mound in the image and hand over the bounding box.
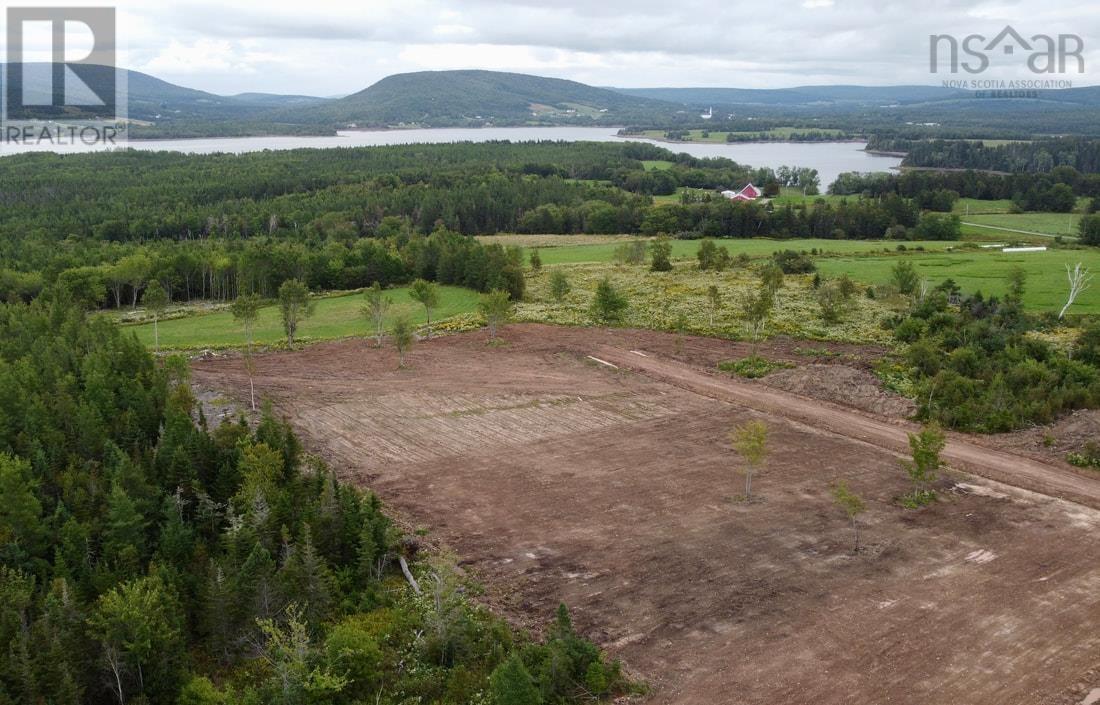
[760,363,916,419]
[995,409,1100,458]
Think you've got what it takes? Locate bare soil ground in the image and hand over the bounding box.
[192,324,1100,705]
[760,363,917,418]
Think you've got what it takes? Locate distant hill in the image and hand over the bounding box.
[3,65,1099,138]
[275,70,675,127]
[611,85,970,107]
[0,64,328,134]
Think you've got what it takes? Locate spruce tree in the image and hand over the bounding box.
[490,654,542,705]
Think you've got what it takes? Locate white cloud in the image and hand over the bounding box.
[4,0,1094,95]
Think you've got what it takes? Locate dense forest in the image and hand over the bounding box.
[867,137,1100,174]
[0,141,981,308]
[0,298,631,704]
[830,167,1100,212]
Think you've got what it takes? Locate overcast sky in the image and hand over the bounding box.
[9,0,1100,96]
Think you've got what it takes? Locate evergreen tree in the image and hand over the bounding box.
[278,527,333,625]
[103,485,147,579]
[549,270,571,303]
[490,654,542,705]
[0,454,43,569]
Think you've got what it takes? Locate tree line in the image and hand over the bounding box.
[830,167,1100,214]
[9,226,527,309]
[867,137,1100,176]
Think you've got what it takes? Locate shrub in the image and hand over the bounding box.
[717,357,793,379]
[772,249,815,274]
[1080,214,1100,246]
[891,260,919,295]
[590,277,628,323]
[549,270,571,302]
[1067,442,1100,470]
[817,282,848,324]
[650,235,673,272]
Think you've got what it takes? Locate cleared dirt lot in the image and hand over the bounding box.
[192,324,1100,705]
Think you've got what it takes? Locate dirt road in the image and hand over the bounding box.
[594,345,1100,509]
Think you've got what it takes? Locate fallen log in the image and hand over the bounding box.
[398,556,421,595]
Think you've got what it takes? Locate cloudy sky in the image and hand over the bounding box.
[9,0,1100,96]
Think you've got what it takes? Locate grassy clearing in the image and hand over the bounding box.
[770,188,857,207]
[641,160,675,171]
[651,187,713,204]
[124,284,481,349]
[956,223,1051,243]
[475,234,634,248]
[953,198,1015,215]
[816,248,1100,314]
[518,261,896,344]
[963,212,1081,237]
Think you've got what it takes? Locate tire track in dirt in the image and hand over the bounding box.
[593,345,1100,510]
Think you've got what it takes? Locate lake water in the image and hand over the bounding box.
[4,126,902,187]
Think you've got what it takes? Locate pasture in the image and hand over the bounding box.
[817,248,1100,313]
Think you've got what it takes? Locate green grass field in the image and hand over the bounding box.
[770,188,855,207]
[125,285,481,349]
[963,212,1081,238]
[953,198,1015,215]
[817,248,1100,314]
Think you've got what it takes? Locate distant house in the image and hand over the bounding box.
[721,183,762,201]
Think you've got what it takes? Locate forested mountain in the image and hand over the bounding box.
[613,85,968,107]
[2,63,325,120]
[6,64,1100,137]
[614,84,1100,136]
[1,63,330,137]
[272,70,674,126]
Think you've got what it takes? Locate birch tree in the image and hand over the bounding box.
[409,279,439,339]
[832,481,866,551]
[142,284,169,354]
[1059,262,1093,319]
[362,282,391,346]
[230,293,261,410]
[730,420,768,500]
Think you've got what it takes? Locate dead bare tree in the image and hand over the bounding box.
[103,645,126,705]
[1060,262,1093,319]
